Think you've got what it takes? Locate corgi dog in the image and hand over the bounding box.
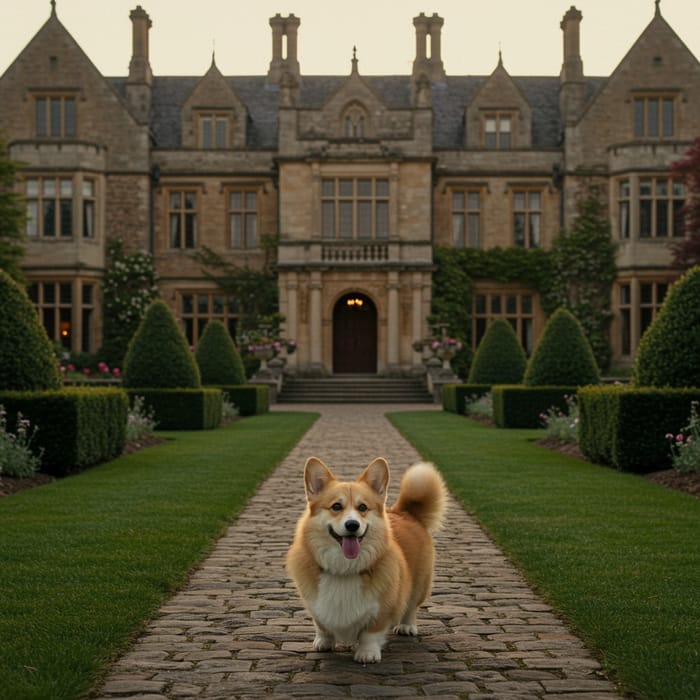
[286,456,447,663]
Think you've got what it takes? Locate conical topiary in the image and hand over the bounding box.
[467,318,526,384]
[523,307,600,386]
[0,269,62,391]
[195,320,246,385]
[122,300,201,388]
[632,265,700,387]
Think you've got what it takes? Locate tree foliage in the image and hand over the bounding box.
[0,136,27,283]
[100,239,159,366]
[631,265,700,388]
[0,269,61,391]
[122,300,201,389]
[195,320,246,385]
[523,308,600,386]
[670,136,700,268]
[467,318,526,384]
[550,190,617,371]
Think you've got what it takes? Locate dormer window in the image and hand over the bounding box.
[197,112,230,149]
[483,112,512,149]
[633,95,675,138]
[341,104,368,139]
[35,95,76,138]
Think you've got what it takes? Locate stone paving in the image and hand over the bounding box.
[96,404,620,700]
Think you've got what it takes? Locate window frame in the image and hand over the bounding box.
[196,111,231,149]
[179,291,242,345]
[450,188,482,249]
[472,289,535,354]
[228,188,259,249]
[321,177,389,240]
[167,189,199,250]
[633,94,676,139]
[512,188,542,248]
[34,94,77,139]
[482,111,513,149]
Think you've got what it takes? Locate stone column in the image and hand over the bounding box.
[387,271,400,371]
[309,271,323,370]
[286,272,298,369]
[412,272,424,368]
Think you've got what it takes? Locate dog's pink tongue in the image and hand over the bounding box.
[342,536,360,559]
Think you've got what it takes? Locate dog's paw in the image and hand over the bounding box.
[394,623,418,636]
[354,644,382,664]
[312,634,335,652]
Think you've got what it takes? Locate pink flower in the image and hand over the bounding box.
[665,433,674,440]
[112,368,121,378]
[676,434,684,442]
[83,368,91,376]
[68,364,75,371]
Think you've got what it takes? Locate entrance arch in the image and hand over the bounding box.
[332,292,377,373]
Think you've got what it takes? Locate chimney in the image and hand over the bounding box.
[126,5,153,124]
[267,14,301,85]
[559,6,585,123]
[412,13,446,83]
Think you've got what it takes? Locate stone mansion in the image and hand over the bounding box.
[1,2,699,374]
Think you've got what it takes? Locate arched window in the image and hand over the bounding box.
[341,104,369,139]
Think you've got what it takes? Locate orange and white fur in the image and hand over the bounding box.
[286,456,447,663]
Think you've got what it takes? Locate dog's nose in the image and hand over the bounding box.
[345,519,360,533]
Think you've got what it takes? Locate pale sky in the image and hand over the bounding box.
[1,0,699,79]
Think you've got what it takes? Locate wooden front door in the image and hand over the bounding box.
[333,293,377,373]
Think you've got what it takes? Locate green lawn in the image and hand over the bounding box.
[388,410,700,700]
[0,411,317,700]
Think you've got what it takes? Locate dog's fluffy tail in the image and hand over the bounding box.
[391,461,447,532]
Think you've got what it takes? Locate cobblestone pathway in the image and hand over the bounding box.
[96,404,620,699]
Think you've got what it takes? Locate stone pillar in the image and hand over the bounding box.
[309,271,323,369]
[412,272,424,368]
[387,272,400,371]
[286,272,298,369]
[427,13,446,81]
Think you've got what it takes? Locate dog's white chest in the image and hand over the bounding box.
[310,573,379,640]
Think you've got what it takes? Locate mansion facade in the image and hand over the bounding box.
[1,3,699,374]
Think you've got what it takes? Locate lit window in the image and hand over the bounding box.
[229,190,258,248]
[451,190,481,248]
[27,281,73,350]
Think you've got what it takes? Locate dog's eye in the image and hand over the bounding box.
[357,503,368,512]
[331,502,343,511]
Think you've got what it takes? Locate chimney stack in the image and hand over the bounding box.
[126,5,153,124]
[559,6,585,124]
[412,13,446,83]
[267,14,301,85]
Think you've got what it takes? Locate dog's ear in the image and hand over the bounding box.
[304,457,335,498]
[359,457,389,499]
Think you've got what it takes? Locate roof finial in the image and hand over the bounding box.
[498,42,503,67]
[351,45,358,74]
[211,38,216,66]
[655,0,661,15]
[50,0,56,15]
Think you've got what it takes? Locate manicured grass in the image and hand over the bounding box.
[388,411,700,700]
[0,412,317,700]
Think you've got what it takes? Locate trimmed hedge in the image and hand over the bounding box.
[492,385,578,429]
[442,383,490,414]
[219,385,270,416]
[195,320,246,385]
[0,388,128,476]
[122,300,201,389]
[632,265,700,388]
[578,385,700,472]
[468,319,526,384]
[0,269,62,391]
[126,389,222,430]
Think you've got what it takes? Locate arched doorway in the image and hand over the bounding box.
[333,292,377,373]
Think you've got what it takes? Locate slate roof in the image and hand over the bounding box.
[109,73,607,152]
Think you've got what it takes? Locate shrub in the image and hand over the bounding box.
[0,405,42,477]
[524,308,600,386]
[221,385,270,416]
[442,383,490,414]
[0,269,61,391]
[632,265,700,388]
[541,394,579,444]
[195,320,246,385]
[465,392,493,421]
[0,388,128,476]
[122,300,201,389]
[578,386,700,472]
[125,389,222,430]
[468,319,526,384]
[665,400,700,474]
[492,385,577,429]
[126,395,157,443]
